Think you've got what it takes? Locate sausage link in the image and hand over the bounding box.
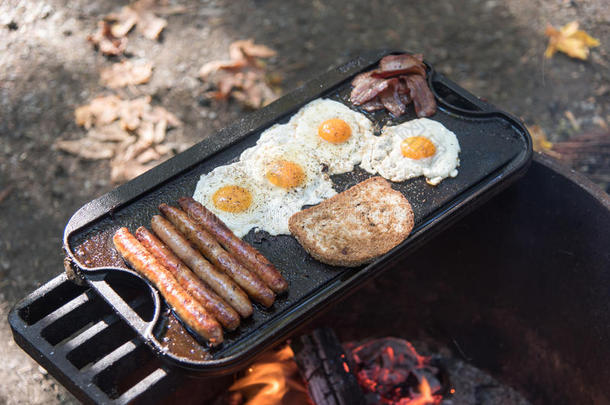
[135,226,240,331]
[112,227,223,345]
[151,215,253,318]
[179,196,288,293]
[159,204,276,307]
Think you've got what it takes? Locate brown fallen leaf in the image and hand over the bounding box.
[199,39,280,109]
[101,60,153,88]
[87,122,132,142]
[110,156,157,183]
[545,21,600,60]
[55,138,116,160]
[106,0,167,41]
[74,95,122,129]
[87,20,128,56]
[230,39,276,60]
[59,94,184,183]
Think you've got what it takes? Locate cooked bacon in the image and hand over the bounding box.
[361,97,385,112]
[372,54,426,78]
[404,74,437,117]
[349,72,390,105]
[397,78,411,106]
[379,78,407,117]
[350,53,436,118]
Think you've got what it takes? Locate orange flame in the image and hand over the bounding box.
[402,377,442,405]
[229,345,309,405]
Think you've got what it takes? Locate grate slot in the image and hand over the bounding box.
[19,282,89,326]
[115,368,168,405]
[92,342,162,399]
[35,291,92,332]
[40,292,110,346]
[66,319,137,370]
[59,294,150,359]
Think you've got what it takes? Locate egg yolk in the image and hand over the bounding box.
[212,185,252,213]
[401,136,436,159]
[266,160,306,189]
[318,118,352,144]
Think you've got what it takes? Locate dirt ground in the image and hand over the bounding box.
[0,0,608,403]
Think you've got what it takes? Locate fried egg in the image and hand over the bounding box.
[240,140,337,235]
[193,163,267,237]
[291,99,373,174]
[360,118,460,185]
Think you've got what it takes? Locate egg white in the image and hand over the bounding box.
[360,118,460,185]
[291,99,374,174]
[193,163,271,237]
[240,140,336,235]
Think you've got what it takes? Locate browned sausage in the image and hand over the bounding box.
[112,227,223,345]
[135,226,240,331]
[159,204,276,308]
[150,215,253,318]
[178,196,288,293]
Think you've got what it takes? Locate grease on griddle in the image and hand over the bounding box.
[158,309,212,361]
[73,229,125,268]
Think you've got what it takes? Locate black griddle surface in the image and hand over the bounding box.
[63,51,531,374]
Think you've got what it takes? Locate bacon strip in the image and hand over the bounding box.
[350,73,391,106]
[159,204,276,307]
[379,78,407,117]
[404,74,437,118]
[135,226,240,331]
[372,54,426,78]
[112,227,223,345]
[179,196,288,294]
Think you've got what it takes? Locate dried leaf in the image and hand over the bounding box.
[108,6,138,38]
[101,60,153,88]
[199,39,280,109]
[199,59,247,79]
[144,106,182,127]
[87,122,131,142]
[110,157,156,183]
[136,147,162,164]
[136,9,167,40]
[545,21,600,60]
[153,119,167,144]
[67,93,183,183]
[232,39,276,59]
[95,0,167,52]
[87,20,128,56]
[55,138,116,160]
[528,125,554,152]
[75,95,122,129]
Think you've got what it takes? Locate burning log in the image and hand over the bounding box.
[291,328,366,405]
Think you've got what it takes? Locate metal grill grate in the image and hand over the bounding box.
[9,274,232,404]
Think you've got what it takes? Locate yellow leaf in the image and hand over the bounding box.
[545,21,600,60]
[528,125,553,152]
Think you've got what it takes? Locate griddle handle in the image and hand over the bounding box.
[86,270,161,340]
[428,68,500,116]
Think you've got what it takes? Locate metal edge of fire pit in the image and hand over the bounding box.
[57,50,533,374]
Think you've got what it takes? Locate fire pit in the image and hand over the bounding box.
[9,154,610,404]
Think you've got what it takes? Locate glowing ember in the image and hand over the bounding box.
[228,345,309,405]
[345,338,444,404]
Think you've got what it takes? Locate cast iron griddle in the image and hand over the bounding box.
[62,50,532,374]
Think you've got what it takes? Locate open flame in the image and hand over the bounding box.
[399,377,442,405]
[228,345,309,405]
